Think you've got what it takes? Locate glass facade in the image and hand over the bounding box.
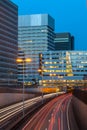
[0,0,18,87]
[18,14,55,84]
[39,51,87,89]
[54,33,74,50]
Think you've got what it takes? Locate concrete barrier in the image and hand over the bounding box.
[72,89,87,130]
[0,87,36,108]
[0,93,35,108]
[68,99,79,130]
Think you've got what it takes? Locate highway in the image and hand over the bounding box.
[0,92,61,129]
[23,93,72,130]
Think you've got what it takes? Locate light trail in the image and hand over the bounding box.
[0,92,60,124]
[23,93,72,130]
[66,97,72,130]
[0,96,41,113]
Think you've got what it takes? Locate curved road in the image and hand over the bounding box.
[0,92,61,130]
[23,93,72,130]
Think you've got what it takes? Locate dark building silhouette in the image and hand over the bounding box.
[54,33,74,50]
[71,36,74,50]
[0,0,18,87]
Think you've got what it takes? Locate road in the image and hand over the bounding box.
[23,93,72,130]
[0,92,62,129]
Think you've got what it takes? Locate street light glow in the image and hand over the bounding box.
[16,58,32,63]
[38,69,42,72]
[16,58,23,63]
[25,58,32,62]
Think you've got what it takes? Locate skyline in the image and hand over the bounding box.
[11,0,87,50]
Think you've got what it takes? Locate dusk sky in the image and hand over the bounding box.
[12,0,87,50]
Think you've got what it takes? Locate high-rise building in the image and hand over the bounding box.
[17,49,25,85]
[0,0,18,87]
[54,33,74,50]
[18,14,55,85]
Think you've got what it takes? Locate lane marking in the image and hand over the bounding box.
[61,109,63,130]
[58,117,61,130]
[48,94,71,130]
[66,97,72,130]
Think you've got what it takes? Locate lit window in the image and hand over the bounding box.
[41,30,47,32]
[26,40,32,43]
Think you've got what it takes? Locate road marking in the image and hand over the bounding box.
[58,117,61,130]
[51,113,53,116]
[48,119,50,122]
[66,97,72,130]
[48,94,71,130]
[61,110,63,130]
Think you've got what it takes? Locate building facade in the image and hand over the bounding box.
[39,51,87,89]
[54,33,74,50]
[0,0,18,87]
[18,14,55,85]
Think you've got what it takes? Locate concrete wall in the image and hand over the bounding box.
[72,90,87,130]
[68,98,79,130]
[0,93,35,108]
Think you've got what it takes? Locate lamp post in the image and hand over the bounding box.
[16,58,31,117]
[38,69,44,104]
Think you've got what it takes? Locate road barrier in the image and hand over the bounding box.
[72,89,87,130]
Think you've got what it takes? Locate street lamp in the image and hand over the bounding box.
[16,58,31,117]
[38,69,44,104]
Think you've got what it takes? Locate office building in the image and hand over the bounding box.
[54,33,74,50]
[39,51,87,89]
[0,0,18,87]
[17,49,25,85]
[18,14,55,85]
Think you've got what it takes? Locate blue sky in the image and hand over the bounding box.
[12,0,87,50]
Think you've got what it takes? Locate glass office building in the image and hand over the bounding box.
[0,0,18,87]
[18,14,55,85]
[39,51,87,89]
[54,33,74,50]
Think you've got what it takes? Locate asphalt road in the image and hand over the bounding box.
[0,92,61,130]
[23,93,72,130]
